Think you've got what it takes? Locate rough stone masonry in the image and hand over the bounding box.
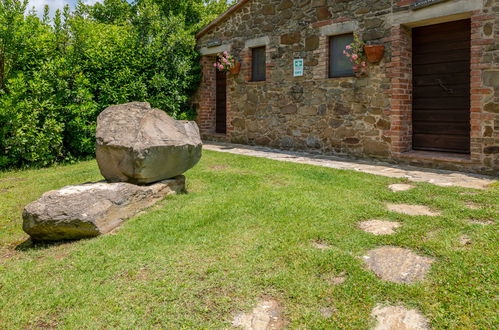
[193,0,498,175]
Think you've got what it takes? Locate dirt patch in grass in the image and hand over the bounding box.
[323,271,346,286]
[319,307,336,318]
[311,240,332,250]
[232,298,286,330]
[0,177,27,183]
[209,165,229,171]
[459,235,472,247]
[465,202,482,210]
[468,218,495,225]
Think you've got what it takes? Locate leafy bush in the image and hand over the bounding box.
[0,0,231,169]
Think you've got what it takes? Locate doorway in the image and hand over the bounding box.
[215,69,227,134]
[412,19,471,154]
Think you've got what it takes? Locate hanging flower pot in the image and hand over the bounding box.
[343,33,368,77]
[214,51,239,75]
[230,62,241,75]
[364,45,385,63]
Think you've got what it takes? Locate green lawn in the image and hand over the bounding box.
[0,150,497,328]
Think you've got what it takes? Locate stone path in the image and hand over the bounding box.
[204,142,496,189]
[359,220,401,235]
[371,305,430,330]
[210,141,490,328]
[363,247,434,284]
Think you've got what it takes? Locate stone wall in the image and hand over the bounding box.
[194,0,498,175]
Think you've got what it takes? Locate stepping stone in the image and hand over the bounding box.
[363,246,434,284]
[232,299,286,330]
[311,240,331,250]
[371,304,430,330]
[386,203,441,216]
[389,184,415,192]
[359,220,401,235]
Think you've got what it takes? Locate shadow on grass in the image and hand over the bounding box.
[14,237,84,251]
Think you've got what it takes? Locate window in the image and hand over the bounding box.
[251,46,266,82]
[329,33,354,77]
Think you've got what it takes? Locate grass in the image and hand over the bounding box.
[0,150,497,328]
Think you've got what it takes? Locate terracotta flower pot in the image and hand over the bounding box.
[364,45,385,63]
[230,62,241,75]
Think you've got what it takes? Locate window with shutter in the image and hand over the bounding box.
[329,34,354,78]
[251,46,266,82]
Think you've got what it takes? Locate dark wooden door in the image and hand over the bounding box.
[412,19,471,154]
[215,69,227,134]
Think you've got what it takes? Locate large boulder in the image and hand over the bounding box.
[96,102,202,184]
[23,176,185,241]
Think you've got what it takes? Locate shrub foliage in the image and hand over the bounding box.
[0,0,230,168]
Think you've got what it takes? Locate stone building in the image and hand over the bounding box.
[193,0,498,175]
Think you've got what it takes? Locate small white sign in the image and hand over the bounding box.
[293,59,304,77]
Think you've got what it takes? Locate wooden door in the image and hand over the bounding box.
[215,69,227,134]
[412,19,471,154]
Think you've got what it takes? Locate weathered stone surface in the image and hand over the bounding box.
[363,246,434,283]
[232,299,286,330]
[371,304,430,330]
[386,203,440,216]
[96,102,202,184]
[23,176,185,241]
[359,220,401,235]
[388,184,415,192]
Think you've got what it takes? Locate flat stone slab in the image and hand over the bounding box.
[359,220,401,235]
[232,299,286,330]
[389,184,415,192]
[204,142,496,189]
[363,246,434,284]
[372,304,430,330]
[23,176,185,241]
[386,203,441,216]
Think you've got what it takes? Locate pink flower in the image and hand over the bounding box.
[343,50,347,55]
[223,51,228,56]
[213,63,217,67]
[218,64,224,70]
[346,45,351,50]
[351,54,358,60]
[362,61,367,67]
